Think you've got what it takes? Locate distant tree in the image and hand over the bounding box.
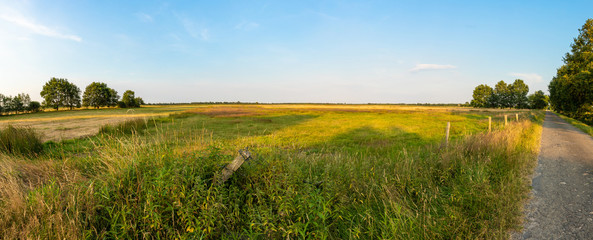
[108,88,119,107]
[549,19,593,117]
[134,97,145,106]
[528,90,549,109]
[0,94,5,114]
[63,82,81,110]
[28,101,42,113]
[490,80,512,108]
[510,79,529,108]
[121,90,137,108]
[82,82,118,109]
[470,84,493,108]
[41,78,79,111]
[41,78,65,110]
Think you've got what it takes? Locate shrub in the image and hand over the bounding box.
[0,125,43,155]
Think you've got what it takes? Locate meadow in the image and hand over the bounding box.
[0,104,542,239]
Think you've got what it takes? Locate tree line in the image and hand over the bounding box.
[470,79,548,109]
[549,19,593,124]
[1,78,144,116]
[0,93,41,115]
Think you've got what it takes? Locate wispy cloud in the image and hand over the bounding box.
[135,12,153,22]
[510,72,543,83]
[176,14,209,40]
[409,64,457,72]
[235,21,259,31]
[0,12,81,42]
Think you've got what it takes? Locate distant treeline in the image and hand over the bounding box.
[470,79,548,109]
[0,93,41,115]
[0,78,144,116]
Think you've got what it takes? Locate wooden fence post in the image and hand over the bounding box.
[217,149,252,185]
[516,113,518,121]
[445,122,450,147]
[488,117,492,132]
[504,115,508,126]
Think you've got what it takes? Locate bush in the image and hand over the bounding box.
[28,101,42,112]
[0,125,43,155]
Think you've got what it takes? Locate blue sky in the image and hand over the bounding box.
[1,0,591,103]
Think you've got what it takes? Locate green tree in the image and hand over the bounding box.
[108,88,119,107]
[528,90,549,109]
[549,19,593,117]
[470,84,493,108]
[82,82,118,109]
[487,80,512,108]
[41,78,65,110]
[0,94,5,114]
[63,82,81,110]
[28,101,42,113]
[40,78,80,111]
[121,90,137,108]
[510,79,529,108]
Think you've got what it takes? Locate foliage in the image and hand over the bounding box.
[82,82,119,109]
[0,93,34,114]
[0,125,43,155]
[40,78,81,111]
[120,90,142,108]
[471,79,533,109]
[470,84,493,108]
[528,90,549,109]
[549,19,593,120]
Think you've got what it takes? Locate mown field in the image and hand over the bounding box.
[0,104,542,239]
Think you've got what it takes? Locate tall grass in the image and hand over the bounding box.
[0,107,543,239]
[99,118,150,135]
[0,125,43,156]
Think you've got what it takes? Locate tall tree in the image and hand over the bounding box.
[470,84,493,108]
[488,80,512,108]
[63,82,81,110]
[121,90,137,108]
[40,78,80,111]
[41,78,65,110]
[528,90,549,109]
[510,79,529,108]
[82,82,118,109]
[549,19,593,116]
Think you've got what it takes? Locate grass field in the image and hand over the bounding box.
[0,104,542,239]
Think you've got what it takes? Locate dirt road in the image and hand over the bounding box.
[515,112,593,239]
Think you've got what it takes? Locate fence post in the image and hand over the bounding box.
[516,113,518,121]
[504,115,508,126]
[217,149,252,185]
[488,116,492,132]
[445,122,450,147]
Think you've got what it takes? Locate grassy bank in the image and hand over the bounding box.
[556,112,593,137]
[0,105,542,239]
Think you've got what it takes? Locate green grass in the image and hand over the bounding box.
[0,105,543,239]
[0,125,43,156]
[556,112,593,137]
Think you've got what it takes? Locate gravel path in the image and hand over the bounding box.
[515,111,593,239]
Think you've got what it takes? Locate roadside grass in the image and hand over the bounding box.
[0,105,543,239]
[556,112,593,137]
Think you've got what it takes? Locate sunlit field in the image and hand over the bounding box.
[0,104,542,239]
